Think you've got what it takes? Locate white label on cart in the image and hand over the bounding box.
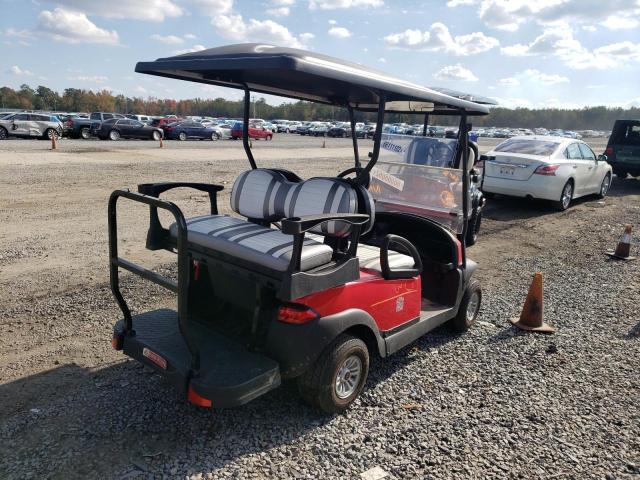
[371,166,405,191]
[143,348,167,369]
[396,296,405,313]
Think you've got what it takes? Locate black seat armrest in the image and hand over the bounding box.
[137,182,224,250]
[138,182,224,215]
[281,213,369,235]
[282,213,370,273]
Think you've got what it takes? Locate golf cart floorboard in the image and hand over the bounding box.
[117,309,281,408]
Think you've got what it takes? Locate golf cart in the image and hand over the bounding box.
[109,44,491,413]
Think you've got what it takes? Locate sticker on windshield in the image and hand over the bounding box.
[371,166,405,191]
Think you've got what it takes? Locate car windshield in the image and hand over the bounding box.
[494,138,560,156]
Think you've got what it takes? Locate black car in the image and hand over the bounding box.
[327,124,352,137]
[167,121,221,140]
[94,118,163,140]
[604,120,640,178]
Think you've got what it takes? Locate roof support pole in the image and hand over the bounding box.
[362,96,386,177]
[243,86,257,169]
[422,113,430,136]
[348,106,360,168]
[458,112,469,268]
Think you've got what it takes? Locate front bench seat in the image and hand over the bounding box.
[168,169,373,273]
[357,243,416,274]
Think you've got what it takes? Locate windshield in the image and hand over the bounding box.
[368,134,464,233]
[494,138,560,156]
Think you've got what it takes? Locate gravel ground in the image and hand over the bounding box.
[1,135,638,479]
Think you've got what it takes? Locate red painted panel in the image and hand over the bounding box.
[295,269,421,331]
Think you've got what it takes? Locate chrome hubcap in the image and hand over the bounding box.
[466,291,480,322]
[335,355,362,399]
[562,184,572,208]
[601,176,610,195]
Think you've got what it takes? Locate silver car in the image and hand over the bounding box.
[0,113,63,140]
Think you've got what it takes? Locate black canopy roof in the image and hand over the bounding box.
[135,43,493,115]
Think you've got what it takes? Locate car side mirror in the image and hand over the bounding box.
[597,154,607,162]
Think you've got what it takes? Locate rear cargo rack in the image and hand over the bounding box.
[108,189,200,373]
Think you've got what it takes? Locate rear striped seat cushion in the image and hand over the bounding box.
[169,215,333,272]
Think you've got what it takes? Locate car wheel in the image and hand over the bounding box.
[297,334,369,413]
[0,127,7,140]
[597,173,611,198]
[178,132,187,141]
[211,132,220,141]
[449,279,482,332]
[80,127,91,139]
[266,134,273,141]
[109,130,120,141]
[465,210,482,246]
[553,180,573,211]
[152,130,161,141]
[45,128,59,140]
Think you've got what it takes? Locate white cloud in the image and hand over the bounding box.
[272,0,295,4]
[501,24,640,69]
[384,23,499,55]
[433,64,478,81]
[582,25,597,32]
[190,0,233,15]
[136,86,148,94]
[37,8,119,45]
[150,34,184,44]
[267,7,290,16]
[328,19,337,24]
[499,69,569,87]
[54,0,183,21]
[378,57,386,63]
[309,0,383,9]
[173,44,207,54]
[211,14,310,48]
[2,28,33,40]
[476,0,640,32]
[601,16,639,30]
[447,0,476,6]
[7,65,33,76]
[299,32,315,42]
[184,33,197,39]
[67,75,109,83]
[328,26,352,38]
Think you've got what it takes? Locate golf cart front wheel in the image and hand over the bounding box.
[449,280,481,332]
[465,210,482,246]
[298,334,369,413]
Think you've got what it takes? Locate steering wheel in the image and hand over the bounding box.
[337,167,370,188]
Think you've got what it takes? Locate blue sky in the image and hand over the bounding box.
[1,0,639,108]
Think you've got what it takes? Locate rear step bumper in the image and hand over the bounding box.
[113,309,281,408]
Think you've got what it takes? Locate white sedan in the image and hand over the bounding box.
[480,136,612,210]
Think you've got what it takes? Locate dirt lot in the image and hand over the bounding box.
[1,135,638,479]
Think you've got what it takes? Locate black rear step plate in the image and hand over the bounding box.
[117,309,281,408]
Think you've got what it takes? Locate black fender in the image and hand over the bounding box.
[263,308,385,379]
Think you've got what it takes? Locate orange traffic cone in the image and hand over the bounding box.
[510,272,555,333]
[51,131,57,150]
[606,224,635,260]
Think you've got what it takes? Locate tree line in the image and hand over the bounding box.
[1,84,638,130]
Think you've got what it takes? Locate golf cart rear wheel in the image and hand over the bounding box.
[449,280,481,332]
[298,334,369,413]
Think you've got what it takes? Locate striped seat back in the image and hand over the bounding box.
[230,169,371,237]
